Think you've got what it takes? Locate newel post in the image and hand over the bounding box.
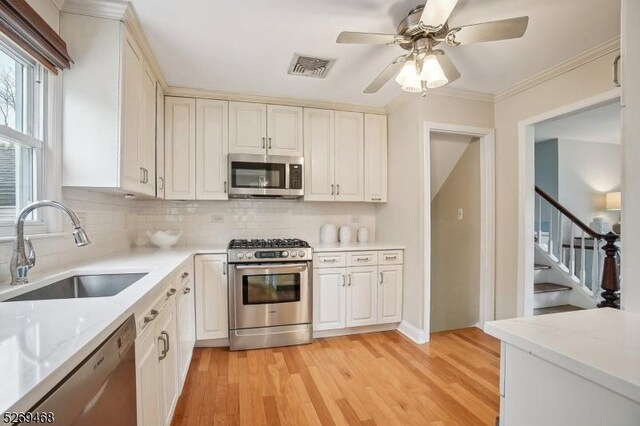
[597,231,620,309]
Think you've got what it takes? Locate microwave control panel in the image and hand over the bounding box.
[289,164,303,189]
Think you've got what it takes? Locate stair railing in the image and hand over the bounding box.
[535,186,620,308]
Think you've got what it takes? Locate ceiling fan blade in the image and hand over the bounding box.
[435,51,461,84]
[364,56,407,94]
[337,31,403,45]
[419,0,459,30]
[448,16,529,46]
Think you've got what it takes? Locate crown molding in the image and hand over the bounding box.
[495,36,621,102]
[165,86,388,115]
[385,86,494,113]
[60,0,167,89]
[49,0,65,11]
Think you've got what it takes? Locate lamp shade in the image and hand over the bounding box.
[606,192,621,211]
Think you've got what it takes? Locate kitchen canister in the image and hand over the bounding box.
[357,227,369,243]
[339,225,352,243]
[320,223,338,243]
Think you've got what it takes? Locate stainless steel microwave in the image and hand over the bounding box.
[228,154,304,199]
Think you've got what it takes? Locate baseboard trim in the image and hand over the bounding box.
[397,321,428,344]
[313,323,399,339]
[195,337,229,348]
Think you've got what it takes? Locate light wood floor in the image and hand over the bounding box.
[172,328,500,426]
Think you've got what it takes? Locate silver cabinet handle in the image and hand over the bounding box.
[385,255,397,260]
[371,197,382,201]
[342,274,346,287]
[614,55,621,87]
[158,176,164,190]
[355,257,370,261]
[223,262,227,275]
[183,287,191,294]
[139,167,145,183]
[380,272,384,284]
[331,184,335,196]
[145,168,149,184]
[144,309,158,324]
[337,184,340,195]
[348,274,352,286]
[262,137,266,149]
[158,332,169,360]
[181,272,189,279]
[268,137,272,149]
[166,288,177,297]
[321,258,337,263]
[224,181,228,194]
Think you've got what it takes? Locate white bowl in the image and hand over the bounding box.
[146,230,182,249]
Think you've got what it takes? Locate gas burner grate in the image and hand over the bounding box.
[228,238,310,249]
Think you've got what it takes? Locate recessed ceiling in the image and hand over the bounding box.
[130,0,620,107]
[535,101,621,144]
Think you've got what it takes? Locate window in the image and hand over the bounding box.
[0,39,45,224]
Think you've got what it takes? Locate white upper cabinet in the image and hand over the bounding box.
[229,102,267,154]
[61,15,159,197]
[156,85,166,199]
[304,108,335,201]
[267,105,304,156]
[164,97,196,200]
[196,99,229,200]
[364,114,388,202]
[335,111,364,201]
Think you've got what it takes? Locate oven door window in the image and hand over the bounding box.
[242,273,301,305]
[231,162,286,189]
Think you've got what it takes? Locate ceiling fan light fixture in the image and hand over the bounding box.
[420,53,448,88]
[395,57,418,86]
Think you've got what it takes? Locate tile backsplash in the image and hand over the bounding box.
[135,199,376,247]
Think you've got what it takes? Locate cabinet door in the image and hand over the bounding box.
[157,298,179,426]
[195,255,229,340]
[229,101,267,154]
[196,99,229,200]
[156,85,165,199]
[377,265,403,324]
[135,322,161,426]
[121,32,143,193]
[303,108,335,201]
[138,62,157,197]
[346,266,377,327]
[177,280,195,387]
[165,97,196,200]
[364,114,387,202]
[313,267,346,331]
[267,104,303,156]
[335,111,364,201]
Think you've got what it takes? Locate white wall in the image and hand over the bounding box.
[430,132,475,200]
[495,49,620,319]
[377,93,494,333]
[621,0,640,313]
[134,200,375,247]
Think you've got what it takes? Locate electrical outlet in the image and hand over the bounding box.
[351,216,362,223]
[211,215,224,223]
[457,208,464,221]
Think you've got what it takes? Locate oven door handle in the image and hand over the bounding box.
[233,263,308,272]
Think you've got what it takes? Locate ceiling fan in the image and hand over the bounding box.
[336,0,529,94]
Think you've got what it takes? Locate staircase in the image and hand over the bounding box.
[533,187,621,315]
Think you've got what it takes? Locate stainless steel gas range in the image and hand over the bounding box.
[227,238,313,351]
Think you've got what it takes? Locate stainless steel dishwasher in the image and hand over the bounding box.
[25,315,137,425]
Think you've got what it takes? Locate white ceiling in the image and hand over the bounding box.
[130,0,620,107]
[535,101,621,144]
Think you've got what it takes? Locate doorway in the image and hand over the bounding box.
[430,133,482,331]
[422,123,495,337]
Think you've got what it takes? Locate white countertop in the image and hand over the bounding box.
[313,242,404,252]
[485,308,640,404]
[0,245,225,414]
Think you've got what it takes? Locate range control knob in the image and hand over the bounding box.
[237,252,244,259]
[281,251,289,258]
[291,251,298,257]
[298,251,306,258]
[246,252,253,259]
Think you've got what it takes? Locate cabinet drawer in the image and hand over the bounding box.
[347,251,377,266]
[313,252,346,268]
[378,250,403,265]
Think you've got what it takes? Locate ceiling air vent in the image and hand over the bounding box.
[288,53,335,78]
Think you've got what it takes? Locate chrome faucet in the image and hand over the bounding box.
[10,200,91,285]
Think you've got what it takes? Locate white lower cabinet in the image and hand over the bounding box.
[346,266,378,327]
[313,250,403,332]
[195,254,229,340]
[157,298,179,426]
[176,276,196,386]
